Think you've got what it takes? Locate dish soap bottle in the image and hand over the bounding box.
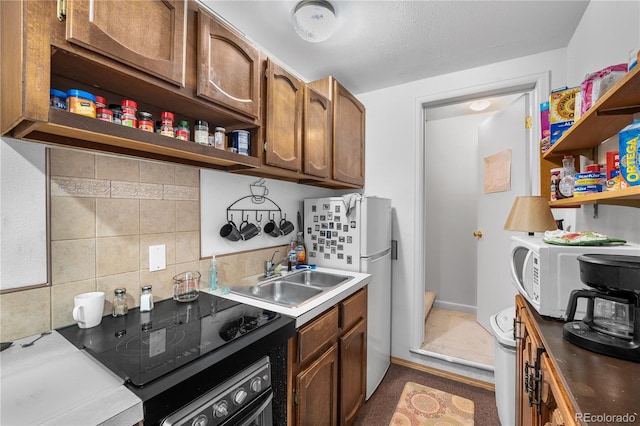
[295,232,307,265]
[288,240,297,272]
[209,255,218,291]
[558,155,576,199]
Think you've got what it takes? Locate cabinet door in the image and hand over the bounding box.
[333,80,365,186]
[296,343,339,426]
[516,298,545,426]
[264,60,303,171]
[197,9,260,119]
[340,318,367,426]
[66,0,186,86]
[539,354,575,426]
[303,86,332,178]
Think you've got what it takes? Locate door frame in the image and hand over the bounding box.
[411,71,550,350]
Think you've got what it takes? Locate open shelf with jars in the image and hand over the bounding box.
[541,63,640,208]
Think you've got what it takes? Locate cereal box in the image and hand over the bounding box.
[619,121,640,187]
[549,86,580,145]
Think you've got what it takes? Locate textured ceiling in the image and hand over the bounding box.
[201,0,590,95]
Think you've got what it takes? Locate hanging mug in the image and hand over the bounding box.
[264,219,281,237]
[279,218,295,236]
[220,221,242,241]
[239,220,260,240]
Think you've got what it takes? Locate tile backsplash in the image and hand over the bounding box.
[0,148,292,342]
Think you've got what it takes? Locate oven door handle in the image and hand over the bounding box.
[227,391,273,426]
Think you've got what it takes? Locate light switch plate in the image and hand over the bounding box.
[149,245,166,271]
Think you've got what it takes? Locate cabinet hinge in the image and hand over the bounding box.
[263,141,267,152]
[525,116,532,129]
[293,389,298,405]
[56,0,66,21]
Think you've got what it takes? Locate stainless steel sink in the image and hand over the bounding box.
[284,270,352,288]
[230,270,354,307]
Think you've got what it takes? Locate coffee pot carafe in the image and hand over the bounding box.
[563,254,640,363]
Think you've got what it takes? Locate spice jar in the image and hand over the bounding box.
[112,288,128,317]
[160,112,175,137]
[194,120,209,145]
[96,107,113,123]
[121,99,138,128]
[175,120,190,141]
[67,89,96,118]
[138,112,154,132]
[214,127,225,149]
[109,104,122,125]
[95,95,107,109]
[140,285,154,312]
[49,89,67,109]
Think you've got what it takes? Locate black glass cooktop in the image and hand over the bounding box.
[58,293,280,386]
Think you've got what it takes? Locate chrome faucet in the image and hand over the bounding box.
[264,250,280,278]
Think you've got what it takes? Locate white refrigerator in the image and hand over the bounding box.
[304,196,392,400]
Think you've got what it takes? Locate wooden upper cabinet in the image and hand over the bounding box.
[264,59,303,172]
[333,80,365,186]
[303,86,332,178]
[197,9,260,120]
[65,0,186,86]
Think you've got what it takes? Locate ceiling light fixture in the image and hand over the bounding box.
[293,0,337,43]
[469,99,491,111]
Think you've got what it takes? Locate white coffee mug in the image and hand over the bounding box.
[72,292,105,329]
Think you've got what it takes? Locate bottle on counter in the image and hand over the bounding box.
[112,288,129,317]
[140,285,154,312]
[295,232,307,265]
[209,256,218,291]
[288,240,297,272]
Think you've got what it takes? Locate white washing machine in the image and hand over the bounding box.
[490,306,516,426]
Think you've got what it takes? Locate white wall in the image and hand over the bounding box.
[200,170,336,257]
[0,138,47,290]
[424,112,493,309]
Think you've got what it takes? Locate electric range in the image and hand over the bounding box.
[58,292,295,425]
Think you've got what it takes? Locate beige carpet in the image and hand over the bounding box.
[421,308,494,367]
[390,382,474,425]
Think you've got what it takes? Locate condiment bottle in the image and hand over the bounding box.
[194,120,209,145]
[295,232,307,265]
[112,288,128,317]
[214,127,226,149]
[175,120,190,141]
[160,112,175,137]
[209,256,218,291]
[140,285,154,312]
[138,112,154,132]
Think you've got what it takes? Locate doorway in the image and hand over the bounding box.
[410,72,550,373]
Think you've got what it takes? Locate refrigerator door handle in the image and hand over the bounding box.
[366,248,392,263]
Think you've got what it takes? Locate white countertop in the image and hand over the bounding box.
[0,330,143,426]
[204,266,372,327]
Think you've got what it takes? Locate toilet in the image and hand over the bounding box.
[490,306,516,426]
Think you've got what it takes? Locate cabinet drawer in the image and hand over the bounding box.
[341,288,367,331]
[298,306,339,365]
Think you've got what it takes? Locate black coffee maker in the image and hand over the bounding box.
[563,254,640,362]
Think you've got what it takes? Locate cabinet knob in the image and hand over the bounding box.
[473,230,483,239]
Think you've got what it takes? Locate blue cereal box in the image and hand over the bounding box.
[619,120,640,187]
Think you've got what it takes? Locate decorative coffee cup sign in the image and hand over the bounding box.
[250,178,268,202]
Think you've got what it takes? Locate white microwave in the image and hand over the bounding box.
[510,235,640,319]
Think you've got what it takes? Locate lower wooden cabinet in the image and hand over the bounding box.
[288,287,367,426]
[515,295,575,426]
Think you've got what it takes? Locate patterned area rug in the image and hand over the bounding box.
[390,382,474,425]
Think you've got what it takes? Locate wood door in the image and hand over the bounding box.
[333,80,365,186]
[197,9,260,119]
[296,343,339,426]
[265,60,303,171]
[340,318,367,426]
[66,0,186,86]
[303,85,332,178]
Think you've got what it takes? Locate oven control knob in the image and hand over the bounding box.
[213,401,228,418]
[191,414,208,426]
[250,377,262,393]
[233,388,248,405]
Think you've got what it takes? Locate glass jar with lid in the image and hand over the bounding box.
[160,112,175,137]
[112,288,129,317]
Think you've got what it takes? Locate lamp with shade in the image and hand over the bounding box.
[503,196,558,236]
